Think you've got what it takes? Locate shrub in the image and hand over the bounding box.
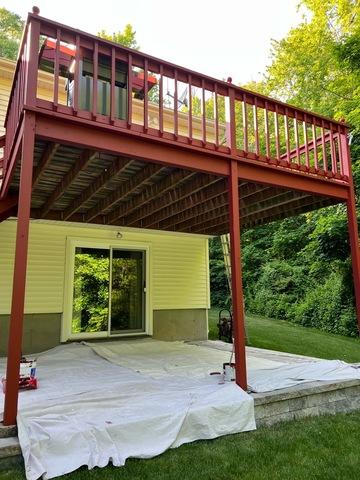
[294,271,357,336]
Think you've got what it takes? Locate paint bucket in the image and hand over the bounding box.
[2,358,38,393]
[223,362,235,382]
[209,371,224,384]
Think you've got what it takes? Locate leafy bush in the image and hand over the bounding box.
[209,237,230,308]
[294,272,357,336]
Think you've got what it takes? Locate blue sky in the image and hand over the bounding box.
[2,0,304,84]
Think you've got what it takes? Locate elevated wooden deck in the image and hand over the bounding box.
[0,11,353,235]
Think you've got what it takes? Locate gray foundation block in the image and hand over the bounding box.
[153,309,208,341]
[254,379,360,427]
[0,313,61,356]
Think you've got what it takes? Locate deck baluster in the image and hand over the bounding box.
[303,115,310,170]
[329,127,337,176]
[174,69,178,138]
[294,112,300,167]
[242,93,248,153]
[214,83,219,148]
[53,28,60,110]
[159,64,164,135]
[274,105,280,161]
[73,35,80,114]
[321,120,328,173]
[337,125,344,177]
[188,74,193,142]
[127,53,133,127]
[201,79,206,145]
[92,41,98,119]
[285,108,291,165]
[144,59,149,131]
[264,102,270,159]
[312,121,318,171]
[110,47,115,124]
[254,99,259,156]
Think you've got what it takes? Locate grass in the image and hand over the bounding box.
[2,411,360,480]
[2,311,360,479]
[208,309,360,363]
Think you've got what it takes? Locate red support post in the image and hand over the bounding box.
[229,159,248,390]
[347,192,360,332]
[3,112,35,426]
[342,132,360,332]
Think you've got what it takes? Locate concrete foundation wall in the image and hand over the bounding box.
[0,309,209,356]
[0,314,61,356]
[153,309,208,341]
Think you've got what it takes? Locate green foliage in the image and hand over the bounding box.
[98,24,139,50]
[0,8,24,60]
[335,26,360,72]
[209,237,230,308]
[239,206,359,336]
[293,271,357,335]
[72,252,109,333]
[262,0,360,125]
[305,207,349,261]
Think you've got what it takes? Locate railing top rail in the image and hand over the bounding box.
[24,12,348,131]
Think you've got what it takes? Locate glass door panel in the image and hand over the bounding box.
[72,247,110,334]
[110,249,145,333]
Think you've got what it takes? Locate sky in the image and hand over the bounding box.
[2,0,304,85]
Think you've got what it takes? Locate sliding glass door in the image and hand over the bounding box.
[71,246,145,336]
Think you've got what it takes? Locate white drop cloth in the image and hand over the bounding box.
[247,359,360,393]
[2,339,360,480]
[88,339,360,393]
[0,341,256,480]
[84,338,284,377]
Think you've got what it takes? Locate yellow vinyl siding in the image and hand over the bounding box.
[0,220,210,314]
[0,76,12,136]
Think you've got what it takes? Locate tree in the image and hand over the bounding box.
[0,8,24,60]
[98,24,139,50]
[252,0,360,128]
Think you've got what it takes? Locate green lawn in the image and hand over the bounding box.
[208,309,360,363]
[2,311,360,480]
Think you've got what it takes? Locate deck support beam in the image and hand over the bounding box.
[3,112,35,426]
[229,159,247,390]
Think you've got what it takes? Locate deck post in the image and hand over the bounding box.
[3,112,35,426]
[346,190,360,332]
[341,131,360,332]
[229,159,248,390]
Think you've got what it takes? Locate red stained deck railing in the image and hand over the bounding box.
[3,13,351,186]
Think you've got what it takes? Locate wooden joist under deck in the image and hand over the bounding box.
[7,140,341,235]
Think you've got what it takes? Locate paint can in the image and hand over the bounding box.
[223,362,235,382]
[209,371,224,384]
